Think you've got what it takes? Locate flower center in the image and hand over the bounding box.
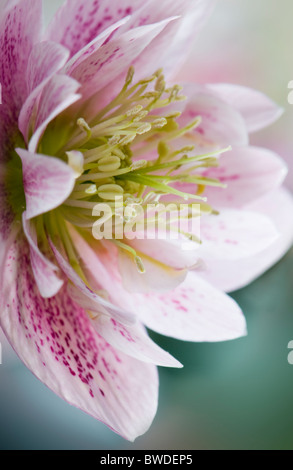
[56,69,225,221]
[38,68,228,275]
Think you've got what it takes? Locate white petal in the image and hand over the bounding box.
[200,188,293,292]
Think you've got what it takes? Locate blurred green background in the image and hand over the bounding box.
[1,0,293,450]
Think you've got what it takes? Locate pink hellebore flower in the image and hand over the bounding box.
[0,0,292,440]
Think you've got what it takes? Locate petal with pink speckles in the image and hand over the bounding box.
[63,17,131,75]
[19,41,70,142]
[197,146,288,208]
[26,41,70,95]
[91,316,182,368]
[198,209,279,261]
[22,213,63,298]
[200,188,293,292]
[0,0,42,161]
[16,149,76,219]
[45,0,145,58]
[0,238,158,441]
[70,18,178,101]
[207,83,284,133]
[0,0,42,104]
[50,239,136,325]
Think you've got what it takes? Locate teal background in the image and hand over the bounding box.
[1,0,293,450]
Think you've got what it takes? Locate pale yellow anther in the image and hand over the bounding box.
[165,111,182,119]
[97,156,121,172]
[133,110,149,122]
[176,95,187,102]
[131,160,147,170]
[112,148,127,160]
[125,196,141,205]
[143,91,159,99]
[154,68,163,77]
[66,150,84,178]
[186,117,202,131]
[126,105,144,117]
[169,85,183,102]
[119,134,136,145]
[185,232,201,244]
[152,118,168,129]
[125,66,135,86]
[135,256,146,274]
[155,74,166,93]
[77,118,92,138]
[139,74,156,85]
[180,146,195,153]
[124,205,138,221]
[97,184,124,201]
[137,123,152,135]
[85,184,97,195]
[108,135,121,146]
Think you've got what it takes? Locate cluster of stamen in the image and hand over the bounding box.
[43,68,228,273]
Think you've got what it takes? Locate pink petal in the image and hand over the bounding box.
[0,0,42,103]
[0,238,158,441]
[0,0,42,161]
[16,149,76,219]
[63,17,130,75]
[50,239,136,325]
[45,0,145,58]
[133,272,247,342]
[92,316,182,368]
[26,41,70,94]
[70,18,178,101]
[28,74,81,153]
[200,188,293,292]
[22,213,63,298]
[198,209,279,260]
[119,0,216,79]
[69,230,246,342]
[19,41,70,142]
[199,146,288,208]
[207,83,284,133]
[180,85,248,147]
